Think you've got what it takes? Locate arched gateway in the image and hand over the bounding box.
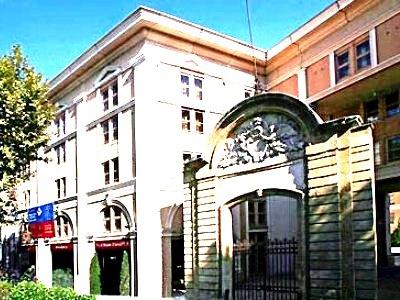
[183,93,378,299]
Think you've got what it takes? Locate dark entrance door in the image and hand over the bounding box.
[171,237,185,293]
[99,250,123,295]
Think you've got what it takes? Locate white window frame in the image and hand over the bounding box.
[102,157,119,185]
[101,80,118,111]
[180,72,203,101]
[101,115,118,144]
[55,112,66,137]
[102,206,125,233]
[181,108,204,134]
[55,215,72,238]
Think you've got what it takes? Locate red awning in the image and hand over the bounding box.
[51,243,73,252]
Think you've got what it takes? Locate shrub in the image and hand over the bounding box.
[52,268,73,288]
[48,286,77,300]
[9,280,48,300]
[0,281,12,300]
[119,251,130,295]
[89,254,101,295]
[392,227,400,247]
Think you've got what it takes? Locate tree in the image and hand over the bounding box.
[0,45,54,222]
[89,253,101,295]
[119,250,130,295]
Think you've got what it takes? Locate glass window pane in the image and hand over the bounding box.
[356,40,370,56]
[181,75,189,97]
[388,136,400,162]
[182,109,190,131]
[386,91,400,118]
[365,100,379,122]
[337,52,349,66]
[195,111,203,133]
[112,82,118,106]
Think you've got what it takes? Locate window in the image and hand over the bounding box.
[55,142,66,164]
[102,121,109,144]
[355,40,371,70]
[55,215,72,238]
[183,153,192,162]
[181,75,189,98]
[334,37,371,82]
[102,89,109,111]
[101,115,118,144]
[112,115,118,140]
[183,152,202,163]
[101,81,118,111]
[195,111,204,133]
[365,100,379,122]
[112,157,119,183]
[335,50,350,81]
[181,109,191,132]
[102,157,119,185]
[103,161,110,185]
[248,201,266,229]
[102,206,125,233]
[388,136,400,162]
[194,78,203,100]
[56,177,66,199]
[55,113,66,136]
[181,108,204,133]
[112,82,118,106]
[181,73,203,101]
[386,90,400,118]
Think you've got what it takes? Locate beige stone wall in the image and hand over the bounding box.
[306,125,377,299]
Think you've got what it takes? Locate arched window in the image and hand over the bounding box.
[102,206,126,233]
[55,215,72,238]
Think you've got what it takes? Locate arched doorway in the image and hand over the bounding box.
[228,190,301,299]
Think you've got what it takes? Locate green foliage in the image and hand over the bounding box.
[9,280,48,300]
[391,227,400,247]
[0,280,95,300]
[52,268,73,288]
[47,286,78,300]
[119,251,130,296]
[0,45,54,219]
[0,281,12,300]
[89,254,101,295]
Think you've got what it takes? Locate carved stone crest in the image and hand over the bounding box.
[217,115,306,168]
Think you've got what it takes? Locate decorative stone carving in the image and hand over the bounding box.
[217,115,306,168]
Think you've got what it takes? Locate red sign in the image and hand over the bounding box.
[95,240,130,250]
[30,220,55,239]
[51,243,73,252]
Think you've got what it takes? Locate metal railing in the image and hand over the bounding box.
[232,237,300,300]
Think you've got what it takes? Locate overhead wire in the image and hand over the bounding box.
[245,0,260,94]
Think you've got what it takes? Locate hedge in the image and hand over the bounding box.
[0,280,94,300]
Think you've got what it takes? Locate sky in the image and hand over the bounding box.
[0,0,333,80]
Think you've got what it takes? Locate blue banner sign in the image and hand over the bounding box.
[27,203,54,224]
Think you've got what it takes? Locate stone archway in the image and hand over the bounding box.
[220,189,304,299]
[183,93,377,299]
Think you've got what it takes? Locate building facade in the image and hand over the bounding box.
[1,0,399,299]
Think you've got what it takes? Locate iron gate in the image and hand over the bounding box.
[232,237,300,300]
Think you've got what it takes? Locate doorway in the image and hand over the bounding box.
[230,193,300,299]
[98,250,123,295]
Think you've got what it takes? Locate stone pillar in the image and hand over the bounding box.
[161,232,172,297]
